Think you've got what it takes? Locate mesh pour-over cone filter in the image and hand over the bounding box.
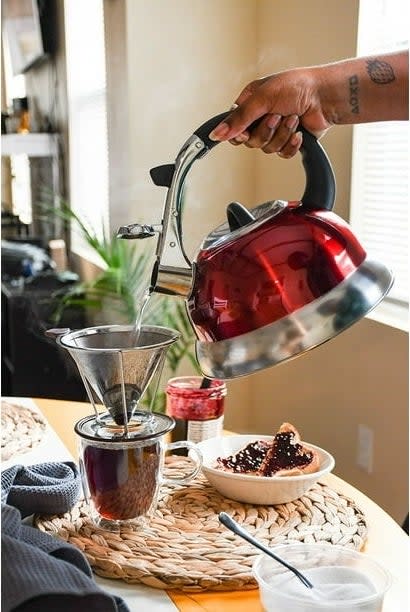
[57,325,180,425]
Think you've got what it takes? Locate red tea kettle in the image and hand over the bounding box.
[118,111,393,379]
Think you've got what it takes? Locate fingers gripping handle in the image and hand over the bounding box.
[193,112,335,211]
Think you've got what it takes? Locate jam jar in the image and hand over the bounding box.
[166,376,227,446]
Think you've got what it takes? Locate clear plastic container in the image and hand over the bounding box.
[253,543,392,612]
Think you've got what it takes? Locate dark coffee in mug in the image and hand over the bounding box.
[83,441,160,520]
[75,413,203,529]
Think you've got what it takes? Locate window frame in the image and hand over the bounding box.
[349,0,409,332]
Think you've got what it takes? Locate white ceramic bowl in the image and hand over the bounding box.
[195,435,335,505]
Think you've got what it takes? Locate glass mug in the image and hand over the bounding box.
[75,413,202,529]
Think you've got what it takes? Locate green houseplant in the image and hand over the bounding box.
[41,198,200,412]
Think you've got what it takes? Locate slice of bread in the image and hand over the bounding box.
[215,422,320,477]
[216,439,270,473]
[256,422,320,477]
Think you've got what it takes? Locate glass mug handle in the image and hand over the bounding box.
[163,441,203,485]
[78,456,91,503]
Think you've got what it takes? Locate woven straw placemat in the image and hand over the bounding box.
[1,400,47,461]
[35,456,367,592]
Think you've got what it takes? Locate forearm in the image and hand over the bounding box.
[209,49,408,152]
[317,50,409,125]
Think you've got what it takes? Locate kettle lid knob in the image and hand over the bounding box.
[226,202,256,230]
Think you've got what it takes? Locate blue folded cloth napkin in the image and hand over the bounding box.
[1,461,130,612]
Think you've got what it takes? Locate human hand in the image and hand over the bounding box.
[228,112,304,158]
[209,68,332,157]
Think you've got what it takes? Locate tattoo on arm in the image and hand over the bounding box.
[366,59,396,84]
[348,58,396,115]
[349,75,359,114]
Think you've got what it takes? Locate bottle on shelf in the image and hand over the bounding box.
[12,97,30,134]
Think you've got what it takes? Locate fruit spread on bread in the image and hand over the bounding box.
[216,422,320,476]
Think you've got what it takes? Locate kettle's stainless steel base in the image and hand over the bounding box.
[196,258,393,379]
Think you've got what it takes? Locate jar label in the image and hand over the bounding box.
[187,416,224,443]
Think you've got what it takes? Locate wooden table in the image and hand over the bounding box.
[28,399,410,610]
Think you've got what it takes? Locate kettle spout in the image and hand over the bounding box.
[149,259,194,298]
[116,222,193,296]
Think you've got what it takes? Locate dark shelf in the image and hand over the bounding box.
[1,278,87,401]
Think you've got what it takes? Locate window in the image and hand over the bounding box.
[64,0,109,263]
[2,37,32,224]
[350,0,409,331]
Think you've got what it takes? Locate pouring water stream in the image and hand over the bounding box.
[129,289,152,347]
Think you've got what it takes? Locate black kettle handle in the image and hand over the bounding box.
[193,111,336,212]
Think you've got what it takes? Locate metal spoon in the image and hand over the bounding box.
[218,512,314,589]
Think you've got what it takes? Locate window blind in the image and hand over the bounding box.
[350,0,409,311]
[64,0,109,260]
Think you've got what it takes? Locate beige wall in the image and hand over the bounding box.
[124,0,408,523]
[254,0,358,222]
[123,0,258,255]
